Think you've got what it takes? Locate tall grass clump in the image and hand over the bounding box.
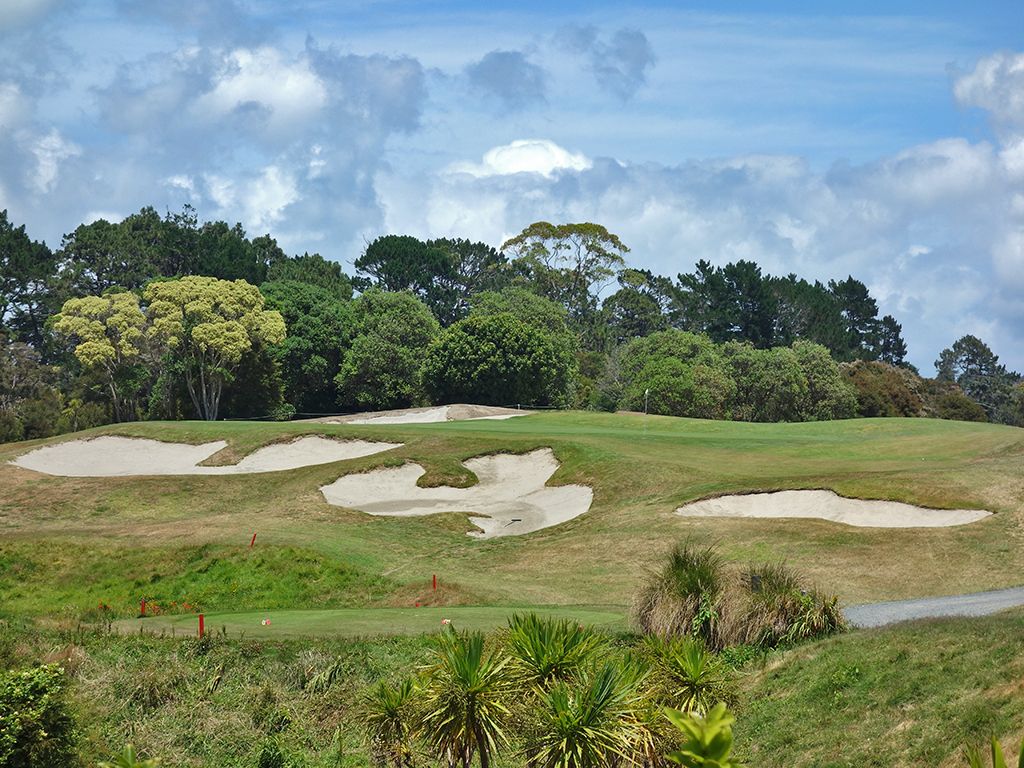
[633,542,845,651]
[632,540,727,647]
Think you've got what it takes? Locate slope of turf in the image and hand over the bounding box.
[2,411,1023,622]
[738,610,1024,767]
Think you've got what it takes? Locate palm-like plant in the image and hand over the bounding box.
[664,703,743,768]
[97,745,161,767]
[966,737,1024,768]
[505,613,607,691]
[644,636,735,716]
[360,678,419,768]
[418,629,511,768]
[522,659,648,768]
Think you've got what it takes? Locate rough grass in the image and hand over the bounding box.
[737,610,1024,767]
[2,412,1024,623]
[5,611,1024,767]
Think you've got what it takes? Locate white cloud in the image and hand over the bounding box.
[448,139,592,178]
[205,165,298,232]
[0,82,29,130]
[28,128,79,194]
[953,51,1024,136]
[193,47,327,134]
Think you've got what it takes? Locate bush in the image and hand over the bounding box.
[633,542,845,651]
[932,390,988,423]
[0,665,77,768]
[841,360,924,417]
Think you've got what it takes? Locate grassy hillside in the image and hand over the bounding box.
[2,412,1023,623]
[4,611,1024,767]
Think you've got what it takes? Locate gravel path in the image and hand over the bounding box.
[845,586,1024,628]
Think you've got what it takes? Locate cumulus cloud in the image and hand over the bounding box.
[559,25,656,100]
[953,51,1024,137]
[193,47,328,135]
[381,127,1024,370]
[465,50,547,111]
[447,139,592,178]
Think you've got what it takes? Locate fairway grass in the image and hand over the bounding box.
[3,411,1023,622]
[116,604,627,639]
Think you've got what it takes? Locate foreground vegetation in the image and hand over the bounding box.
[4,610,1024,766]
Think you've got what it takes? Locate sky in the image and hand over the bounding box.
[1,0,1023,371]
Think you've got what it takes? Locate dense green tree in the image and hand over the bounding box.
[145,277,286,420]
[724,343,808,422]
[0,334,64,442]
[791,340,857,421]
[54,218,158,298]
[769,275,848,353]
[502,221,629,336]
[261,280,356,413]
[0,210,56,348]
[354,235,461,323]
[876,315,908,366]
[428,237,509,321]
[265,252,353,300]
[617,330,735,419]
[194,222,284,285]
[336,290,439,410]
[624,357,735,420]
[935,335,1020,420]
[470,288,579,402]
[676,260,780,348]
[828,276,880,360]
[602,269,671,345]
[422,313,569,406]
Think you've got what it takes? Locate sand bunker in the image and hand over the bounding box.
[319,448,591,538]
[310,404,529,425]
[676,489,990,528]
[11,435,401,477]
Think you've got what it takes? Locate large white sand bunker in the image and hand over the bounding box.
[319,448,592,538]
[676,489,991,528]
[11,435,401,477]
[312,404,529,425]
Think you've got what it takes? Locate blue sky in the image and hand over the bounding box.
[1,0,1023,370]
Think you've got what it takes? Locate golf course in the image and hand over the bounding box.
[3,410,1024,765]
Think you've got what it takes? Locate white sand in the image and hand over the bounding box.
[319,448,592,538]
[312,404,530,425]
[347,406,451,424]
[676,489,991,528]
[11,435,401,477]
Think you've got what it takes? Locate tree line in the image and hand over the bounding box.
[1,206,1021,441]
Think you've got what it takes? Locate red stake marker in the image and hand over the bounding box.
[198,613,205,638]
[433,574,437,592]
[250,533,257,548]
[140,598,146,617]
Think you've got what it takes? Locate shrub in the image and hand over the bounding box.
[664,703,742,768]
[0,665,77,768]
[633,543,845,651]
[632,541,727,648]
[841,360,923,417]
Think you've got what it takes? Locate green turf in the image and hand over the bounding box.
[117,604,627,639]
[3,411,1023,622]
